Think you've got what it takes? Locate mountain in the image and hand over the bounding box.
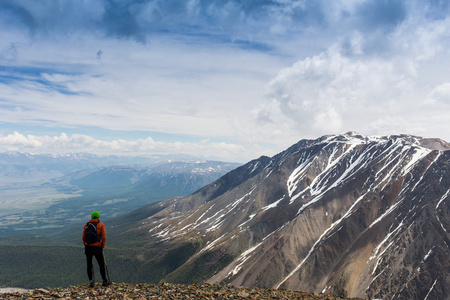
[0,152,199,179]
[119,132,449,299]
[0,154,241,236]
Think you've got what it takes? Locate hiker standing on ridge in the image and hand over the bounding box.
[82,211,111,287]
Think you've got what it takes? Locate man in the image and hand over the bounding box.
[82,211,111,287]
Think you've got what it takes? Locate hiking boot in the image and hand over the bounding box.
[89,280,94,288]
[102,280,111,286]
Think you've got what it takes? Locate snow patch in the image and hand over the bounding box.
[287,157,315,198]
[369,217,406,276]
[238,213,257,228]
[195,204,216,224]
[424,279,438,300]
[424,248,433,261]
[228,242,263,277]
[436,189,449,210]
[250,162,261,174]
[200,234,226,253]
[262,196,284,210]
[368,201,402,229]
[436,189,449,233]
[401,147,431,176]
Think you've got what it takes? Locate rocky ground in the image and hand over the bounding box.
[1,282,367,299]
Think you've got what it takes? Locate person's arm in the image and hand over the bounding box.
[82,224,86,245]
[100,223,106,248]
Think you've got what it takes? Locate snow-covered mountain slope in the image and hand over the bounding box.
[134,133,450,299]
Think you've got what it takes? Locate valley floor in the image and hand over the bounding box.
[1,282,367,299]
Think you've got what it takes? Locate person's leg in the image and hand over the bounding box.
[86,255,93,280]
[85,246,95,286]
[94,250,107,281]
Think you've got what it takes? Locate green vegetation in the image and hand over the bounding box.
[0,243,175,288]
[0,229,211,289]
[0,245,86,288]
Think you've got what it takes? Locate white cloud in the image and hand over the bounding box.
[0,132,267,162]
[1,0,450,162]
[254,50,419,139]
[248,2,450,144]
[426,83,450,105]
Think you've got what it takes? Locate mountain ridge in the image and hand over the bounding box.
[124,132,449,299]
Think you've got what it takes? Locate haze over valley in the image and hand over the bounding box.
[0,152,240,235]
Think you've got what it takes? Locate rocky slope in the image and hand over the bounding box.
[126,133,449,299]
[1,283,367,299]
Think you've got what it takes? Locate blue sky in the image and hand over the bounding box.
[1,0,449,162]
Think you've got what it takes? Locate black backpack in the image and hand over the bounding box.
[84,222,100,245]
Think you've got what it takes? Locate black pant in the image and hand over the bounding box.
[85,246,106,281]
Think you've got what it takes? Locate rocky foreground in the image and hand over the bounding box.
[1,283,367,299]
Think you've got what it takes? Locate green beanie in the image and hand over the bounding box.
[91,211,100,219]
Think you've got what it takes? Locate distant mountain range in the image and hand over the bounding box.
[114,132,450,299]
[0,152,202,179]
[0,152,241,236]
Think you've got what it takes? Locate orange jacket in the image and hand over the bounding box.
[82,219,106,248]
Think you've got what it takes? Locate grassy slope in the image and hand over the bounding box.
[0,203,206,289]
[0,241,206,289]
